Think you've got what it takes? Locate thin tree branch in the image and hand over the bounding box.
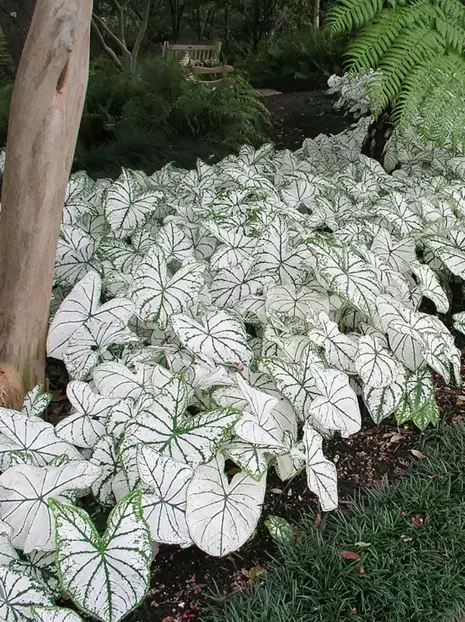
[91,17,123,69]
[113,0,127,46]
[131,0,152,70]
[93,12,126,50]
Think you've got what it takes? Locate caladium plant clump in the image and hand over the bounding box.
[1,95,465,619]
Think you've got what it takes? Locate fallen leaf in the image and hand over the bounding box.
[270,488,282,494]
[410,449,424,459]
[411,515,423,527]
[314,513,322,527]
[359,567,365,574]
[339,551,361,561]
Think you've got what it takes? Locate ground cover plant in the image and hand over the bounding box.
[1,75,465,619]
[203,420,465,622]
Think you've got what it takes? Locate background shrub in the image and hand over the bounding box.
[236,27,348,92]
[77,57,269,176]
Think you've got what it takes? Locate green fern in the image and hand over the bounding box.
[327,0,465,148]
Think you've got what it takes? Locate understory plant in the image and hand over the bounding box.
[237,27,348,92]
[326,0,465,148]
[1,108,465,619]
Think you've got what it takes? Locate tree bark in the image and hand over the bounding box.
[0,0,36,69]
[0,0,93,395]
[361,107,394,166]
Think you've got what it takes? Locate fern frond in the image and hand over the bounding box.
[327,0,465,147]
[326,0,384,36]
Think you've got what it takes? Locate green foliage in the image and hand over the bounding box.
[77,57,269,176]
[205,422,465,622]
[0,84,12,145]
[326,0,465,149]
[238,27,348,91]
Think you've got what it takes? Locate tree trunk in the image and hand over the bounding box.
[312,0,320,27]
[0,0,92,398]
[0,0,36,69]
[361,107,394,166]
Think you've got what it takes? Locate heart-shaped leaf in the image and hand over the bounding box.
[50,490,151,622]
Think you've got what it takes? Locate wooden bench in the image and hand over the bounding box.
[161,41,234,88]
[161,42,222,64]
[190,64,235,88]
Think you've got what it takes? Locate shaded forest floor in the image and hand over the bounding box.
[263,90,354,150]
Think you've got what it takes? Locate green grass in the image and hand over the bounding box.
[203,423,465,622]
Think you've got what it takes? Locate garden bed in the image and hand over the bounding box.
[45,358,465,622]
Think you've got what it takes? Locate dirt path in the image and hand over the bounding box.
[263,90,355,150]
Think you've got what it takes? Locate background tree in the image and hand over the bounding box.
[0,0,93,399]
[92,0,153,71]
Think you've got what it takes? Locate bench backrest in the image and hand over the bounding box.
[161,41,222,64]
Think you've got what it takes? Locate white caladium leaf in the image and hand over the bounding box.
[137,446,193,545]
[106,400,134,442]
[0,520,18,565]
[50,490,151,622]
[234,375,285,450]
[423,230,465,279]
[376,192,423,236]
[261,357,321,421]
[105,168,162,238]
[93,362,172,400]
[171,311,252,367]
[453,311,465,335]
[156,221,194,263]
[128,245,204,328]
[54,226,100,287]
[124,378,240,466]
[18,550,60,598]
[376,296,426,371]
[355,336,402,388]
[253,217,307,284]
[47,271,102,359]
[55,382,120,449]
[303,425,338,511]
[223,441,268,481]
[0,565,53,621]
[63,171,94,225]
[0,461,101,553]
[47,272,135,376]
[307,239,382,317]
[363,367,406,423]
[207,222,257,270]
[22,386,52,418]
[63,311,137,380]
[210,260,264,309]
[186,454,266,557]
[31,607,84,622]
[90,435,119,506]
[420,333,453,384]
[309,312,358,373]
[0,409,81,468]
[309,368,361,437]
[370,228,415,273]
[265,284,330,320]
[410,261,449,313]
